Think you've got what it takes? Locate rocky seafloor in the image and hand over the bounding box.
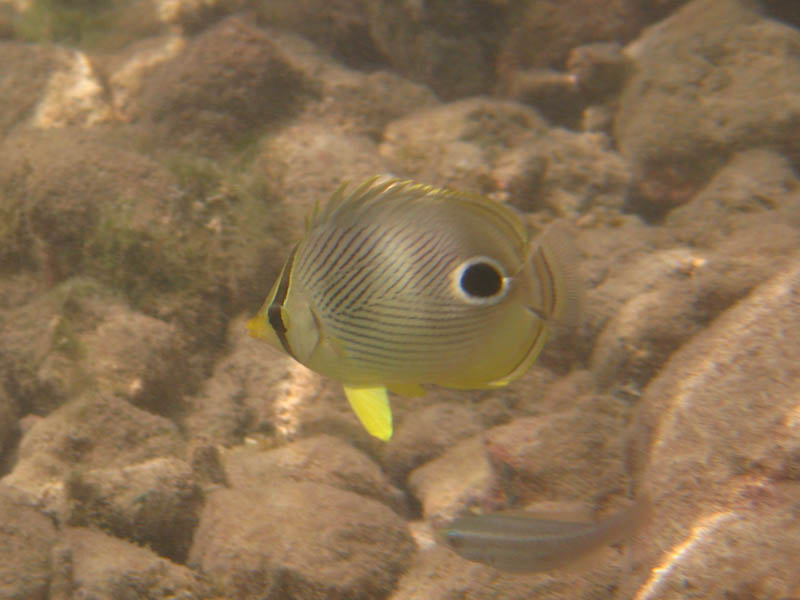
[1,0,799,598]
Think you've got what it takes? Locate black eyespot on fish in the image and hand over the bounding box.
[460,261,504,298]
[451,256,509,305]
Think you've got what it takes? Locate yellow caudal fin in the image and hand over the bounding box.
[530,222,583,328]
[343,385,393,441]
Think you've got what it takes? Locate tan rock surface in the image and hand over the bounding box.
[3,394,183,509]
[63,457,202,562]
[189,480,414,599]
[616,0,800,210]
[0,484,58,600]
[623,256,800,599]
[223,434,402,509]
[51,527,211,600]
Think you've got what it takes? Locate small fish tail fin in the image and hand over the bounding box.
[534,495,652,572]
[589,495,653,549]
[530,222,583,328]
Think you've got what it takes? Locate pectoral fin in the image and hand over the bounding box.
[343,385,393,441]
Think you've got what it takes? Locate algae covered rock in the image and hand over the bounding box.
[185,314,372,447]
[498,0,675,73]
[380,97,631,215]
[0,125,285,361]
[250,0,381,68]
[0,484,58,600]
[0,385,18,460]
[381,402,483,484]
[408,435,493,524]
[257,121,388,233]
[666,148,800,247]
[51,527,212,600]
[380,98,547,193]
[3,394,183,508]
[138,15,312,150]
[483,393,629,504]
[63,457,203,562]
[367,0,507,99]
[0,42,109,134]
[615,0,800,212]
[0,278,190,416]
[189,480,414,600]
[0,128,177,280]
[223,434,401,509]
[622,256,800,599]
[242,27,438,139]
[390,532,624,600]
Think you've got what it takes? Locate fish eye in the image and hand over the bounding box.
[443,530,463,549]
[452,257,509,304]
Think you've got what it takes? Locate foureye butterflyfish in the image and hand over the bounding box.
[248,177,581,440]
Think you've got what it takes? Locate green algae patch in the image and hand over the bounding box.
[72,152,288,357]
[15,0,162,51]
[0,277,115,414]
[83,154,284,308]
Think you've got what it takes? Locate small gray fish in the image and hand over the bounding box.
[436,498,651,573]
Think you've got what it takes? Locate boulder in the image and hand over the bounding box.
[50,527,211,600]
[381,402,483,484]
[367,0,505,99]
[0,484,58,600]
[0,42,110,135]
[615,0,800,212]
[189,480,414,599]
[622,255,800,599]
[2,394,183,512]
[380,97,631,215]
[408,435,493,524]
[483,394,629,506]
[137,16,311,150]
[63,457,203,562]
[223,434,401,509]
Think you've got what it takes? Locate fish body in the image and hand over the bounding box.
[436,498,651,572]
[248,177,581,440]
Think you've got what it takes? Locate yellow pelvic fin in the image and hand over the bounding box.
[343,385,393,441]
[386,382,426,397]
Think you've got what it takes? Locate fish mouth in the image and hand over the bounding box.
[246,316,268,339]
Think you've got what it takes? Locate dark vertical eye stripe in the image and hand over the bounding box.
[269,244,299,359]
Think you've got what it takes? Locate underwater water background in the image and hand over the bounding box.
[0,0,799,598]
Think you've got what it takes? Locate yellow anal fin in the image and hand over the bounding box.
[344,385,393,441]
[386,382,426,397]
